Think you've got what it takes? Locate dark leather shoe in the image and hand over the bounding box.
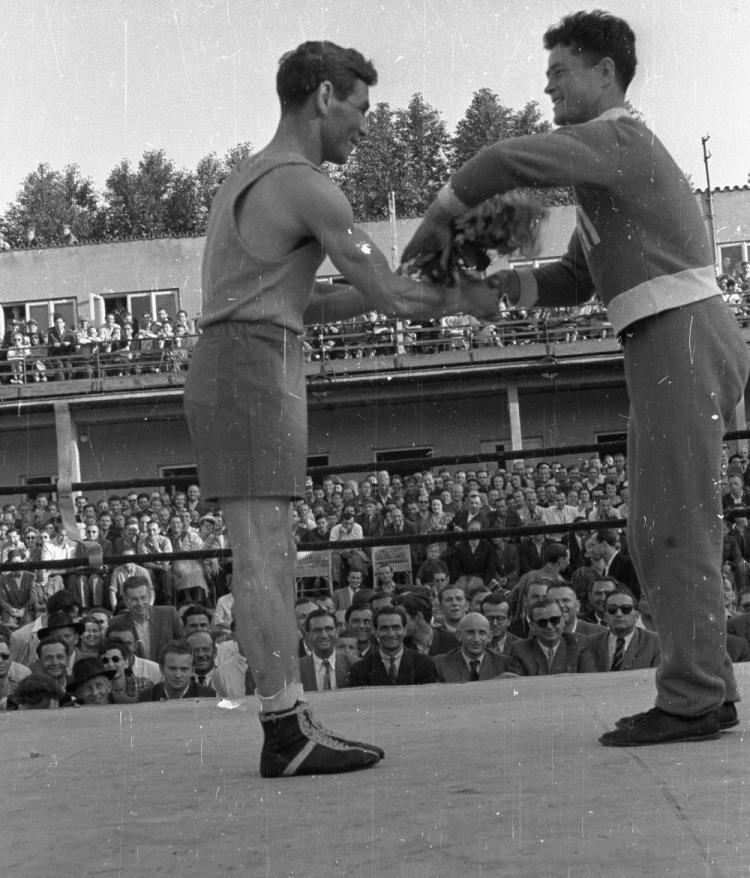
[616,701,739,731]
[600,707,720,747]
[260,703,383,777]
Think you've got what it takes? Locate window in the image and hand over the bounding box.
[90,289,181,327]
[306,454,330,469]
[159,464,198,496]
[719,243,747,278]
[374,447,432,474]
[2,299,77,333]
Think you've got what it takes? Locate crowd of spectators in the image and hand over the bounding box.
[2,266,748,383]
[3,447,750,710]
[0,307,198,383]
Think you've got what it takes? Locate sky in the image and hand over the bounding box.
[1,0,748,212]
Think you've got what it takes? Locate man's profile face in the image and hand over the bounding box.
[162,652,193,692]
[591,581,616,614]
[323,79,370,165]
[546,43,607,126]
[294,602,318,632]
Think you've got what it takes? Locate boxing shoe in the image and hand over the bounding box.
[615,701,739,732]
[600,706,720,747]
[259,702,383,777]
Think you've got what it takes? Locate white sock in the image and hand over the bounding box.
[258,682,305,714]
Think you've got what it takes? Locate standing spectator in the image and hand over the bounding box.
[46,313,77,380]
[137,520,173,604]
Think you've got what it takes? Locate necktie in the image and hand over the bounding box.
[469,659,480,681]
[197,674,206,686]
[611,637,626,671]
[322,659,332,690]
[388,657,398,683]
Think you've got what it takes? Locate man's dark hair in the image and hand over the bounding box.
[373,604,406,629]
[344,603,372,623]
[277,41,377,109]
[544,542,569,565]
[480,592,511,614]
[543,10,637,91]
[181,604,211,624]
[304,607,336,632]
[394,592,432,624]
[47,591,80,615]
[123,574,151,594]
[36,634,71,657]
[604,584,638,609]
[528,597,563,622]
[594,528,619,547]
[158,639,192,666]
[102,638,128,659]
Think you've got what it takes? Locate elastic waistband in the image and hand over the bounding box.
[198,322,304,343]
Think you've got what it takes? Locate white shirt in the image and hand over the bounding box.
[313,652,339,691]
[607,629,637,664]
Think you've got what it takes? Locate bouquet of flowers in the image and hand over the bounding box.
[412,192,548,284]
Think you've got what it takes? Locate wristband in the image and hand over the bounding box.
[436,182,471,219]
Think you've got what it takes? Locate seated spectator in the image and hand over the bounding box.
[335,627,360,662]
[508,579,550,639]
[136,520,173,604]
[34,635,73,702]
[546,583,602,637]
[105,621,162,691]
[67,655,130,706]
[6,673,60,710]
[480,592,518,656]
[434,583,468,635]
[299,608,353,691]
[414,542,450,590]
[397,591,458,657]
[137,640,216,701]
[449,519,498,590]
[97,639,137,702]
[108,548,153,612]
[343,603,376,658]
[580,575,619,627]
[349,605,437,686]
[186,629,220,689]
[0,549,36,628]
[506,597,596,676]
[78,613,106,656]
[0,627,31,708]
[434,612,509,682]
[586,586,660,672]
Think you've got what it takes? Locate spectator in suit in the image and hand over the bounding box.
[118,575,185,662]
[518,533,550,575]
[414,543,450,590]
[299,609,352,691]
[480,592,518,656]
[581,575,619,627]
[506,598,596,676]
[434,612,509,682]
[0,551,36,628]
[587,585,661,672]
[450,492,489,532]
[186,629,220,691]
[590,529,641,599]
[46,313,77,380]
[396,591,458,657]
[344,603,376,658]
[357,498,384,539]
[449,519,498,589]
[435,584,468,634]
[546,583,602,637]
[507,579,549,639]
[349,605,437,686]
[0,628,31,708]
[138,640,216,701]
[333,569,369,614]
[105,622,161,691]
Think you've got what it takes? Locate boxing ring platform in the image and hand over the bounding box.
[3,665,749,878]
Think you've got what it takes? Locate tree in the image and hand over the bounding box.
[101,149,199,239]
[3,162,99,246]
[331,95,450,221]
[451,90,572,207]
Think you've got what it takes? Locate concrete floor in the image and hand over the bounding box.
[2,666,749,878]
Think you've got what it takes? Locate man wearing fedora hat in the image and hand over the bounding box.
[67,655,131,706]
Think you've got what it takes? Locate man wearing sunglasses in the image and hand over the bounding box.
[506,597,596,676]
[587,586,660,672]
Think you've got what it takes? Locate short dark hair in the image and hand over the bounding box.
[480,592,511,614]
[373,605,406,629]
[594,529,619,547]
[344,603,372,623]
[158,639,192,666]
[304,607,336,632]
[102,638,128,659]
[277,41,377,109]
[528,597,562,622]
[37,634,71,657]
[394,592,432,624]
[543,10,637,91]
[604,584,638,609]
[123,575,151,594]
[544,542,569,565]
[47,591,80,615]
